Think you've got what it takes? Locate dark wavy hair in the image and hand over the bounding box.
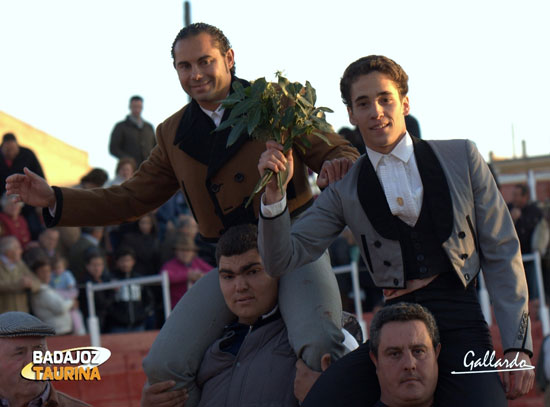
[215,224,257,265]
[340,55,408,107]
[171,22,235,74]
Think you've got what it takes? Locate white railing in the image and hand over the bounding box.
[522,252,550,335]
[86,271,171,346]
[333,261,367,340]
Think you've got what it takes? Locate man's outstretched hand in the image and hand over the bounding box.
[5,167,56,209]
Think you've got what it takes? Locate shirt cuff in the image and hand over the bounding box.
[260,193,287,218]
[48,203,56,217]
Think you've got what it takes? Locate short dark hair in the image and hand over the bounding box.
[340,55,409,107]
[80,168,108,188]
[514,184,529,197]
[215,224,257,265]
[84,248,104,265]
[129,95,143,104]
[369,302,440,357]
[115,246,136,261]
[30,258,51,273]
[2,133,17,143]
[171,22,235,75]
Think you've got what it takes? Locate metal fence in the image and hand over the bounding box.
[86,272,171,346]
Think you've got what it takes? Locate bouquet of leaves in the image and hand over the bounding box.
[216,72,335,207]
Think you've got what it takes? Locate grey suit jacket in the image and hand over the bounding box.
[259,138,532,353]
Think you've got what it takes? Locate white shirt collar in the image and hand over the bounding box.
[365,132,413,169]
[199,104,225,127]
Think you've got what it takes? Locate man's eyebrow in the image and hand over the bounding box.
[353,91,393,104]
[219,262,262,275]
[239,262,262,273]
[383,346,403,353]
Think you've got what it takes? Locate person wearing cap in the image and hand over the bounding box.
[160,235,213,309]
[0,311,89,406]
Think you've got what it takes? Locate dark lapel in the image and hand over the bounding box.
[411,137,453,243]
[356,136,453,242]
[173,77,252,179]
[357,155,400,240]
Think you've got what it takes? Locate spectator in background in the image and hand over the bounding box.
[106,157,137,187]
[0,132,44,240]
[404,114,422,139]
[37,228,60,260]
[50,254,86,335]
[78,248,113,333]
[108,247,153,333]
[155,191,189,241]
[68,226,105,284]
[120,213,160,276]
[0,236,41,313]
[161,235,212,309]
[0,192,31,248]
[30,258,75,335]
[509,184,547,299]
[338,127,366,155]
[109,95,156,167]
[78,168,108,189]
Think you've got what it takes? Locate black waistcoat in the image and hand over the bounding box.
[357,136,455,280]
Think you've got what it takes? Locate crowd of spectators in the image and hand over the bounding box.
[0,130,215,335]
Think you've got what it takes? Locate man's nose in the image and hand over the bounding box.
[235,276,248,291]
[190,65,202,80]
[402,351,417,371]
[369,102,383,119]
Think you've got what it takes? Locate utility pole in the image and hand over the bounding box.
[184,1,191,27]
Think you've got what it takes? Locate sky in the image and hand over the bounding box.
[1,0,549,178]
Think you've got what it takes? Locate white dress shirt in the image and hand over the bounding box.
[261,133,424,225]
[199,104,225,127]
[365,133,423,227]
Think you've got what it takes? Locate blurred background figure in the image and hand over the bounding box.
[0,132,45,240]
[508,184,549,300]
[107,157,138,186]
[109,95,156,167]
[78,248,113,333]
[108,247,153,333]
[161,235,212,309]
[0,192,31,248]
[30,258,75,335]
[0,236,41,313]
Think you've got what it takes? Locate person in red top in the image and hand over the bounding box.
[0,193,31,248]
[161,235,213,308]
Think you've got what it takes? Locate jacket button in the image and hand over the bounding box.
[416,254,425,262]
[234,173,245,183]
[458,231,466,239]
[374,240,382,248]
[210,183,220,193]
[383,260,391,267]
[393,278,399,286]
[464,273,470,281]
[460,253,468,260]
[419,266,428,273]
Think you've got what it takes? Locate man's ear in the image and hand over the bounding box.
[321,353,332,372]
[369,351,378,368]
[402,95,410,116]
[225,48,235,71]
[434,343,441,359]
[347,106,357,126]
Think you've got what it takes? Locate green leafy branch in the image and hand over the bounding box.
[216,72,335,207]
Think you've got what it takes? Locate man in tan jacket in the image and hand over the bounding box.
[6,22,359,406]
